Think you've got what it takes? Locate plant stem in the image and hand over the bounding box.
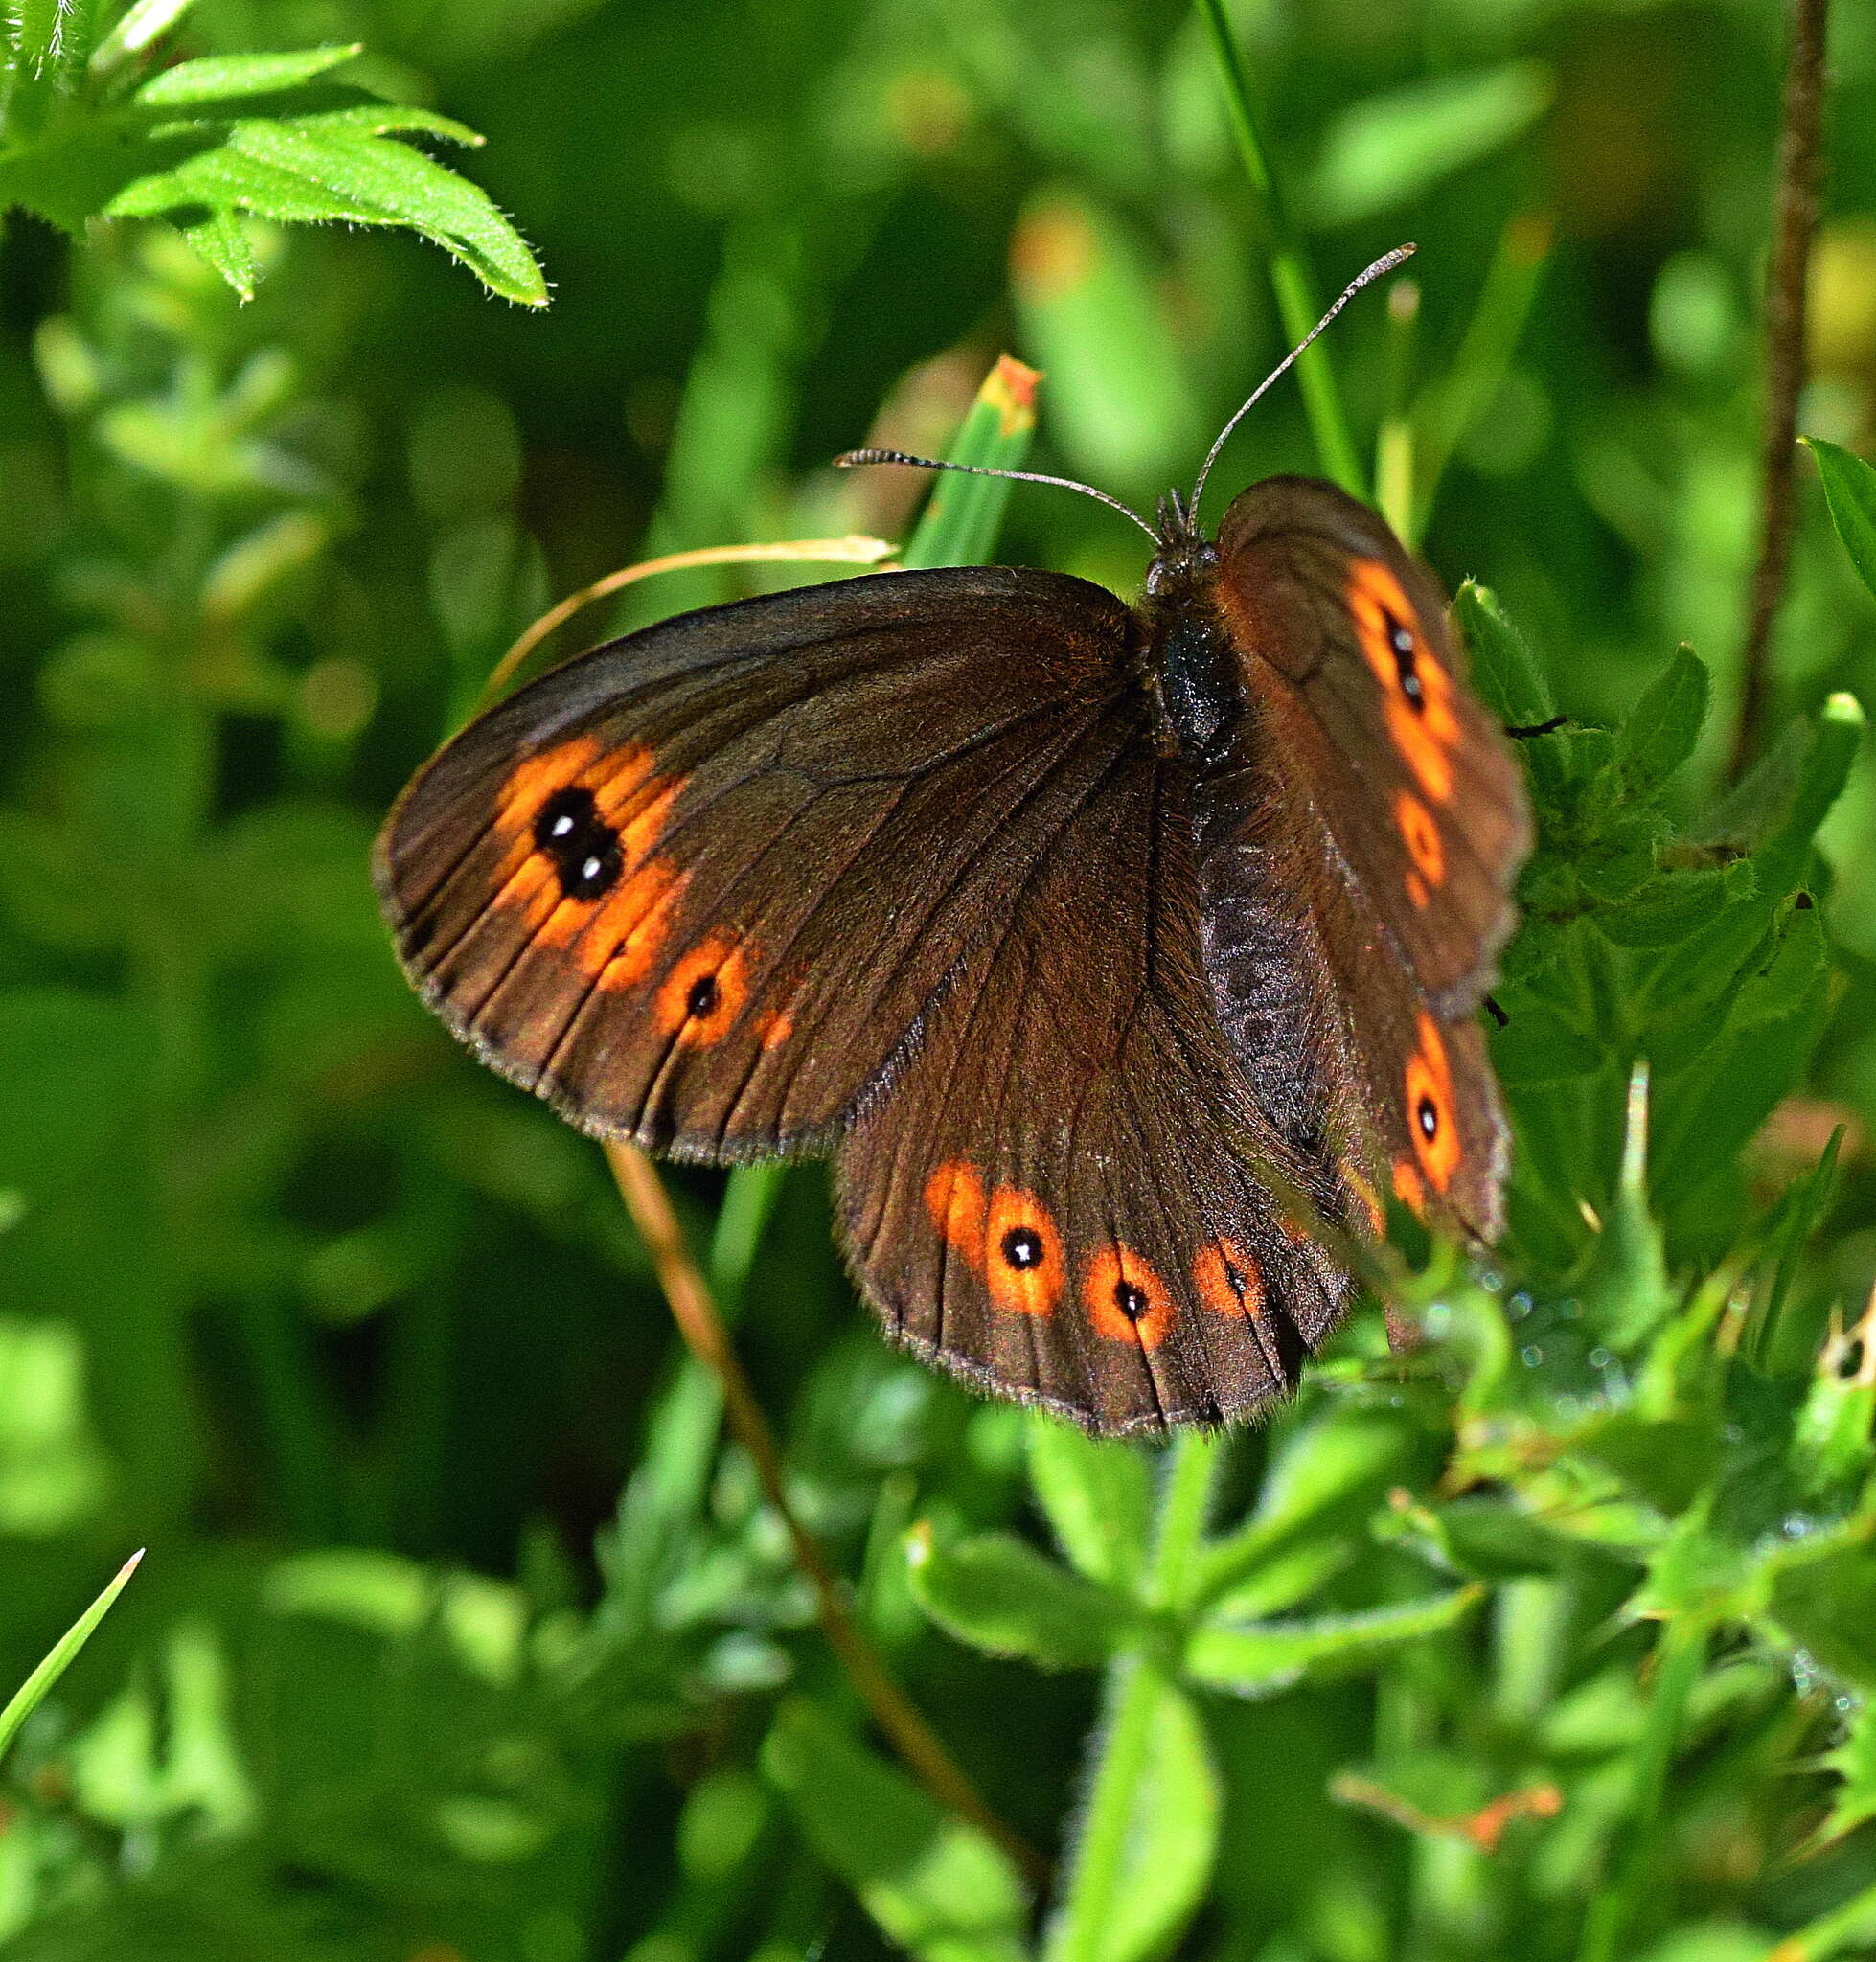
[1046,1430,1222,1961]
[1729,0,1831,783]
[603,1141,1044,1887]
[1196,0,1364,498]
[1576,1617,1709,1962]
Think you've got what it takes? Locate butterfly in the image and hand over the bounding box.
[375,276,1530,1436]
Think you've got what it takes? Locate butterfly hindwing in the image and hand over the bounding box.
[836,709,1349,1433]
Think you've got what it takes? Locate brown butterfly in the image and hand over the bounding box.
[375,270,1531,1436]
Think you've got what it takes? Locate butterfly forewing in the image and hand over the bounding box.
[377,569,1141,1157]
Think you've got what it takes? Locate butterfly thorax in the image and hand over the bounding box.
[1144,525,1242,766]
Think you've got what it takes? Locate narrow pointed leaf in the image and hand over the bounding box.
[1026,1415,1153,1590]
[1807,437,1876,603]
[133,44,361,106]
[901,354,1039,571]
[1185,1586,1484,1697]
[0,1551,144,1764]
[906,1525,1133,1669]
[763,1700,1029,1962]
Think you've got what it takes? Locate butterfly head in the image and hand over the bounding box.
[1143,489,1218,600]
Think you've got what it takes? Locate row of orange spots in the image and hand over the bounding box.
[1404,1011,1462,1194]
[1394,789,1445,909]
[1347,559,1459,805]
[922,1165,1277,1353]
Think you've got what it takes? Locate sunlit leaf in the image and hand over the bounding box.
[1807,437,1876,603]
[906,1523,1133,1669]
[763,1700,1029,1962]
[132,44,361,106]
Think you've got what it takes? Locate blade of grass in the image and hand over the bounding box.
[0,1551,144,1765]
[1195,0,1363,497]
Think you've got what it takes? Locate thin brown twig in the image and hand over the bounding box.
[603,1140,1047,1888]
[1730,0,1831,783]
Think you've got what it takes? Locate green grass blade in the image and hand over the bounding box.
[899,354,1039,571]
[1194,0,1363,497]
[0,1549,144,1764]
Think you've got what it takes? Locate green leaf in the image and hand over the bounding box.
[1093,1672,1220,1962]
[1576,1064,1674,1351]
[762,1700,1029,1962]
[1456,580,1554,730]
[283,102,483,146]
[1490,993,1603,1086]
[132,44,361,106]
[175,208,258,299]
[0,1551,143,1766]
[1807,437,1876,603]
[1026,1415,1154,1590]
[1598,866,1745,949]
[1307,62,1553,227]
[1618,645,1709,794]
[1184,1586,1484,1696]
[900,354,1039,572]
[1819,1700,1876,1843]
[1762,1531,1876,1695]
[1195,1408,1419,1608]
[1791,1292,1873,1496]
[90,0,195,70]
[905,1524,1134,1669]
[107,117,547,306]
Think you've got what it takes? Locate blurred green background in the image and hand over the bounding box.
[3,0,1876,1957]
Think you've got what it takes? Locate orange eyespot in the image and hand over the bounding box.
[1084,1245,1175,1350]
[1404,1012,1462,1192]
[925,1161,987,1265]
[1349,560,1458,803]
[1194,1240,1263,1320]
[985,1188,1064,1317]
[1395,790,1444,909]
[656,933,752,1045]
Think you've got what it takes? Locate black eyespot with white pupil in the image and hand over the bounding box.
[1113,1281,1151,1320]
[1417,1094,1440,1140]
[686,975,720,1018]
[534,787,622,901]
[1384,609,1424,710]
[1000,1227,1044,1270]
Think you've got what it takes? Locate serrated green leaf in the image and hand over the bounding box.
[1185,1586,1484,1696]
[762,1700,1029,1962]
[906,1524,1133,1669]
[1819,1700,1876,1843]
[1762,1531,1876,1694]
[1100,1674,1219,1962]
[1026,1415,1153,1590]
[285,103,482,146]
[1307,62,1553,227]
[132,44,360,106]
[175,208,257,298]
[0,1551,143,1765]
[1807,437,1876,604]
[106,116,547,305]
[1618,645,1709,794]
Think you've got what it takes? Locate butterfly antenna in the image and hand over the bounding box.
[835,449,1160,544]
[1189,244,1417,519]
